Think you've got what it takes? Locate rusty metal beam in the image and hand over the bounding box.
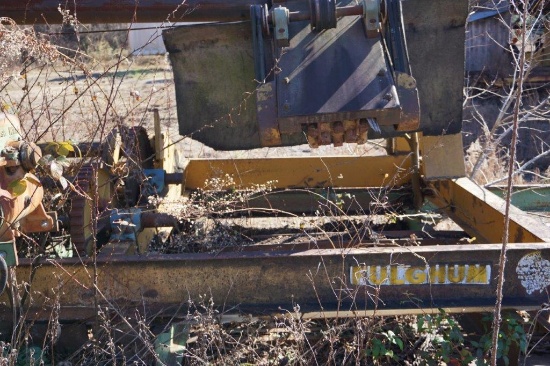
[428,178,550,243]
[1,0,266,24]
[2,243,550,321]
[183,155,413,190]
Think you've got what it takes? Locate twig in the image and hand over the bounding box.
[491,2,529,364]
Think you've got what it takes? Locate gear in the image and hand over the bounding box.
[70,125,155,255]
[113,127,154,207]
[69,164,113,255]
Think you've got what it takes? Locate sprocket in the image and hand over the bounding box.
[102,126,155,207]
[69,163,113,255]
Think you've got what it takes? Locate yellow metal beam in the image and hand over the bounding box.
[184,155,413,190]
[428,177,550,243]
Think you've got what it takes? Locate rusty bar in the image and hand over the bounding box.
[287,11,310,22]
[1,0,267,25]
[141,212,179,227]
[216,233,468,253]
[285,5,363,22]
[335,4,363,17]
[2,243,550,321]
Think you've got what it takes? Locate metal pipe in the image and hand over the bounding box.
[4,1,364,25]
[271,4,363,24]
[141,212,179,228]
[164,172,184,185]
[335,5,363,18]
[1,0,269,25]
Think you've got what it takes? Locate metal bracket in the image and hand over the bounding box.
[154,322,190,365]
[272,6,290,47]
[362,0,381,37]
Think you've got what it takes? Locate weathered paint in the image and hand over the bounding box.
[184,155,413,190]
[351,264,491,286]
[3,243,550,322]
[516,251,550,295]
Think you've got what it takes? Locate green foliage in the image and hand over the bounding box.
[416,308,474,365]
[366,329,404,364]
[470,312,528,366]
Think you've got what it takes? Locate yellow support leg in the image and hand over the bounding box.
[428,177,550,243]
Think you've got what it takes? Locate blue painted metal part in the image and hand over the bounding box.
[143,169,166,197]
[273,6,290,47]
[467,2,509,23]
[110,208,142,242]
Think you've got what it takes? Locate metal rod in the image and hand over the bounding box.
[273,4,363,24]
[2,0,268,24]
[141,212,179,227]
[164,172,184,185]
[6,1,365,25]
[335,5,363,18]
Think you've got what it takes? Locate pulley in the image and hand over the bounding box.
[310,0,337,31]
[261,0,382,41]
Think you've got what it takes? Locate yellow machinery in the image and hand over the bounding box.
[0,0,549,363]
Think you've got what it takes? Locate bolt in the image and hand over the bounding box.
[284,77,290,84]
[278,28,285,33]
[283,103,290,111]
[377,68,386,77]
[332,121,344,133]
[383,93,393,101]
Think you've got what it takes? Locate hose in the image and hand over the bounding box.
[0,254,7,296]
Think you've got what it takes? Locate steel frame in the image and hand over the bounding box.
[2,244,549,323]
[2,134,550,323]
